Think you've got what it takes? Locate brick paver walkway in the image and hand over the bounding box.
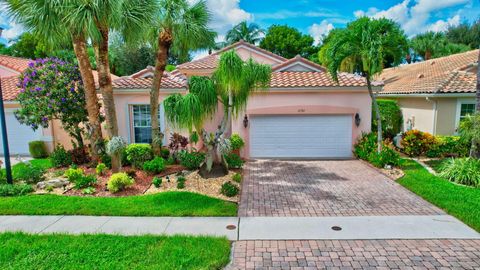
[230,239,480,269]
[239,160,443,217]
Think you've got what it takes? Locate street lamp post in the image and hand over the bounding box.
[0,26,13,184]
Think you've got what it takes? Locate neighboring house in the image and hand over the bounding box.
[112,41,377,159]
[0,55,118,155]
[378,50,479,136]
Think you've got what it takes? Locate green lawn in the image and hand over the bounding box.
[398,159,480,232]
[0,192,237,217]
[0,232,230,270]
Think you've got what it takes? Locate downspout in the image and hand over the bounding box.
[426,97,438,135]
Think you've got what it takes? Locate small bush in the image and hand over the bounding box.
[439,158,480,187]
[69,147,91,165]
[107,173,134,193]
[160,148,170,159]
[0,184,34,196]
[50,145,72,168]
[230,134,245,151]
[354,133,377,160]
[28,141,48,158]
[178,151,205,170]
[372,100,403,139]
[232,173,242,183]
[143,157,166,174]
[64,167,84,183]
[177,176,186,189]
[224,153,244,169]
[152,177,162,188]
[82,186,96,195]
[126,144,153,168]
[426,136,470,158]
[165,156,175,165]
[354,133,400,168]
[14,163,45,184]
[96,163,107,176]
[100,153,112,169]
[367,147,400,168]
[220,181,239,197]
[74,175,97,190]
[401,130,436,157]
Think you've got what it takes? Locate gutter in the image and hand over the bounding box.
[377,93,475,98]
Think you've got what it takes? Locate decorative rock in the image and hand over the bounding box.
[181,170,193,176]
[37,178,70,189]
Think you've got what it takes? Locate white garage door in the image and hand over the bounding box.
[0,112,41,155]
[250,115,353,158]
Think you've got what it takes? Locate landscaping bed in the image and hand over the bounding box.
[398,159,480,232]
[0,232,231,269]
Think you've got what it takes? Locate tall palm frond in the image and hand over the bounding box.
[225,21,264,45]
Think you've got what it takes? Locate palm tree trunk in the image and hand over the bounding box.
[425,50,431,60]
[94,26,120,172]
[150,30,172,155]
[476,49,480,112]
[72,34,102,162]
[470,49,480,158]
[367,76,383,153]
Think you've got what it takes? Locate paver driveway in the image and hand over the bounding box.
[238,160,443,217]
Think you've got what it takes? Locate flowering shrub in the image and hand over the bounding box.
[15,58,90,147]
[401,130,437,157]
[354,133,400,168]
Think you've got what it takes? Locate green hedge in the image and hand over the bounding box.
[372,99,403,139]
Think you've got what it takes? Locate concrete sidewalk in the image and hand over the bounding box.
[1,215,479,240]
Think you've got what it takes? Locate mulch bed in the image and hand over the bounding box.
[63,165,186,197]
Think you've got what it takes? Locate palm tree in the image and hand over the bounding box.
[149,0,215,155]
[322,17,408,153]
[225,21,264,45]
[62,0,156,171]
[5,0,104,161]
[477,49,480,112]
[410,31,445,60]
[163,50,271,177]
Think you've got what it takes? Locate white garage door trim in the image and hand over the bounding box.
[249,114,353,159]
[0,111,42,155]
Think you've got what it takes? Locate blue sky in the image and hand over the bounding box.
[1,0,479,45]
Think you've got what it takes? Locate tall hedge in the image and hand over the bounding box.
[372,99,403,139]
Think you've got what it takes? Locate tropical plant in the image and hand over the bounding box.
[401,130,437,157]
[0,184,34,197]
[446,19,480,49]
[107,172,134,193]
[178,150,205,170]
[64,167,85,183]
[229,134,245,151]
[168,133,189,159]
[5,0,103,161]
[232,173,242,183]
[73,174,97,190]
[49,145,73,168]
[459,113,480,158]
[28,141,48,159]
[220,181,239,197]
[410,31,470,60]
[13,162,45,184]
[372,100,403,139]
[96,163,107,176]
[15,58,89,148]
[152,176,162,188]
[106,136,128,171]
[225,21,264,45]
[148,0,216,155]
[321,17,408,153]
[259,24,318,60]
[224,153,244,169]
[163,50,271,177]
[439,158,480,187]
[125,144,153,168]
[176,176,186,189]
[143,157,166,174]
[353,132,400,168]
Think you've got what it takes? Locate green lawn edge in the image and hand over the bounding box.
[0,232,231,270]
[398,159,480,232]
[0,191,238,217]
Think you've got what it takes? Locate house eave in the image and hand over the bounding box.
[378,92,476,98]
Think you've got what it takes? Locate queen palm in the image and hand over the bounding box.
[163,50,271,178]
[225,21,264,45]
[5,0,104,160]
[322,17,408,153]
[149,0,215,155]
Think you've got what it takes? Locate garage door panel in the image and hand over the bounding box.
[250,115,352,158]
[0,113,41,155]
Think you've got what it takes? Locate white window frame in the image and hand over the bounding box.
[455,98,476,130]
[129,104,166,144]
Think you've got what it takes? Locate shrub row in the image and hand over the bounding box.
[400,130,470,157]
[354,133,400,168]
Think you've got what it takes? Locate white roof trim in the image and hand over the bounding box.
[235,44,285,65]
[378,93,475,97]
[274,60,323,72]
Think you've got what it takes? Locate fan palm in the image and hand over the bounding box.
[163,50,271,177]
[148,0,215,155]
[4,0,104,160]
[225,21,264,45]
[322,17,408,153]
[410,31,445,60]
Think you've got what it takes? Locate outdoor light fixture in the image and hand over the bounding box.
[243,115,249,128]
[355,113,361,127]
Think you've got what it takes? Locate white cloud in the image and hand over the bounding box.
[308,20,334,45]
[354,0,468,36]
[202,0,252,35]
[2,22,24,40]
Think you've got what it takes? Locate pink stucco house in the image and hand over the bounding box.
[1,41,375,158]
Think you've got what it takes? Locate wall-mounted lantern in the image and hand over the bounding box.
[243,115,249,128]
[355,113,361,127]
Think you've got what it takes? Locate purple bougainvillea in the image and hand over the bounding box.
[15,58,90,147]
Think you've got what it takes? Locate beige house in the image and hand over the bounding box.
[378,49,478,135]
